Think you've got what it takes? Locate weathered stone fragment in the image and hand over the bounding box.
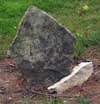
[48,62,93,94]
[8,7,75,86]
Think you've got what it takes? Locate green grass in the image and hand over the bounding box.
[41,97,90,104]
[17,97,90,104]
[20,97,32,104]
[79,97,90,104]
[0,0,100,58]
[74,32,100,57]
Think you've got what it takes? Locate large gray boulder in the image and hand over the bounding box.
[8,7,75,86]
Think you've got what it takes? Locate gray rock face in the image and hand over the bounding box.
[8,7,75,86]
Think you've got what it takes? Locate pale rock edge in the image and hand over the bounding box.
[48,62,93,94]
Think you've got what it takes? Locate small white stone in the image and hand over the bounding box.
[48,62,93,94]
[8,97,12,100]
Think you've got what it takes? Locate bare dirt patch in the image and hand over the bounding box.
[0,47,100,104]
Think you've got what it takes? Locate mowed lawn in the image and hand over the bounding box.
[0,0,100,58]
